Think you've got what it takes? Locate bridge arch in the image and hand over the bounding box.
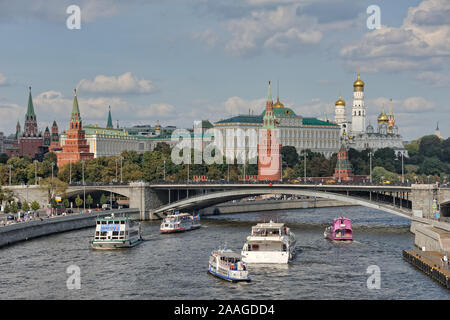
[153,188,412,219]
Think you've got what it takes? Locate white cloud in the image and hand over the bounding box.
[192,29,220,48]
[340,0,450,74]
[415,71,450,87]
[77,72,158,95]
[0,73,8,86]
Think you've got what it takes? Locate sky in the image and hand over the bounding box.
[0,0,448,141]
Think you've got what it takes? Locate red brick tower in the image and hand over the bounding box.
[56,89,93,167]
[258,81,281,181]
[333,143,354,182]
[49,120,61,152]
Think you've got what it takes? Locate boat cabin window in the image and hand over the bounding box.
[96,221,100,224]
[101,221,107,224]
[108,221,114,224]
[120,221,125,224]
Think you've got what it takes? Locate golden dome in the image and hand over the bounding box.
[273,97,284,108]
[335,96,345,106]
[353,70,365,90]
[377,106,389,123]
[354,75,364,87]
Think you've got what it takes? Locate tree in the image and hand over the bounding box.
[419,135,442,158]
[22,201,30,211]
[10,201,18,214]
[281,146,299,168]
[86,194,93,209]
[62,198,70,208]
[372,166,399,183]
[39,177,68,205]
[100,194,107,206]
[31,201,40,211]
[75,195,83,209]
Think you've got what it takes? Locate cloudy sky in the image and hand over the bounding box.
[0,0,448,140]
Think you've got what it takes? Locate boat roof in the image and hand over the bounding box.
[333,217,351,222]
[215,249,242,259]
[253,221,285,228]
[165,213,191,218]
[96,216,136,222]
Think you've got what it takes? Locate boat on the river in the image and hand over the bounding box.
[208,247,250,282]
[241,221,296,264]
[160,211,201,233]
[91,214,143,249]
[324,217,353,241]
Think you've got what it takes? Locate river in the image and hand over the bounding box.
[0,206,448,299]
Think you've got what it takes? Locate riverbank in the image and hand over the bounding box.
[0,208,139,248]
[403,249,450,290]
[200,198,357,216]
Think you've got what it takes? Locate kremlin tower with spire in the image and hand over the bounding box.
[257,81,282,181]
[6,87,45,159]
[56,89,94,167]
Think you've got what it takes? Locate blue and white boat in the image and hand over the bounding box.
[208,247,251,282]
[92,214,143,249]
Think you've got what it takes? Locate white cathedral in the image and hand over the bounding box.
[334,71,408,157]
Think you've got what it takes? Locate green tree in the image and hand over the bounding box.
[372,166,399,183]
[22,201,30,211]
[75,195,83,209]
[419,135,442,158]
[10,201,18,213]
[100,194,107,206]
[62,198,70,208]
[281,146,299,168]
[31,201,40,211]
[86,194,93,209]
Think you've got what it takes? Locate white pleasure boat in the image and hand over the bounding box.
[92,214,143,249]
[160,211,201,233]
[208,247,250,282]
[241,220,296,264]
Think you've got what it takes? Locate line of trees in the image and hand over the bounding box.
[0,135,448,186]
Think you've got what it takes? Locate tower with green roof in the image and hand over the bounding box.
[23,87,39,137]
[106,106,113,129]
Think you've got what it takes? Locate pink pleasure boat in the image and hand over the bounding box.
[324,217,353,241]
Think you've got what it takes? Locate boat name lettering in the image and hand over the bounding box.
[100,224,120,231]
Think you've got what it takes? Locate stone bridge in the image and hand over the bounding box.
[4,183,450,222]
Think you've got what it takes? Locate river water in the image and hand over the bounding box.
[0,206,448,300]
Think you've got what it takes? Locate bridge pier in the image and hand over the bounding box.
[411,184,438,219]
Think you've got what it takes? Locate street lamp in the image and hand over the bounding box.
[69,159,72,185]
[163,159,166,181]
[34,160,38,185]
[82,160,86,211]
[396,152,404,184]
[8,164,12,185]
[51,161,55,215]
[368,151,373,183]
[120,156,123,183]
[300,151,307,183]
[115,158,118,182]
